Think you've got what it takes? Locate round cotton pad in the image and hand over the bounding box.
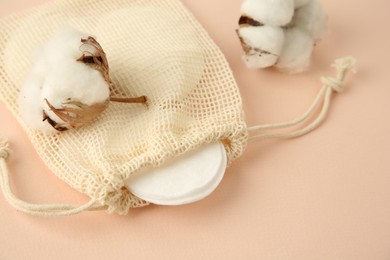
[0,0,248,214]
[125,142,227,205]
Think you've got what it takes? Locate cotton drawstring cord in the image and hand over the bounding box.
[0,57,356,216]
[248,56,357,142]
[0,138,106,216]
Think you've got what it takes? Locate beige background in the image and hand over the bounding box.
[1,0,390,259]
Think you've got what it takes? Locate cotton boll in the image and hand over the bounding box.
[293,0,327,41]
[18,51,59,132]
[41,61,109,108]
[241,0,295,26]
[41,26,97,64]
[18,26,111,132]
[275,28,314,73]
[18,74,56,132]
[237,0,328,73]
[40,60,110,126]
[294,0,312,8]
[238,25,285,68]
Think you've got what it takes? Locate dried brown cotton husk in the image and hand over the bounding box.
[18,27,147,133]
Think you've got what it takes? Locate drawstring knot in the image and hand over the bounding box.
[0,138,10,159]
[320,76,344,93]
[321,56,357,93]
[0,137,106,216]
[248,56,357,142]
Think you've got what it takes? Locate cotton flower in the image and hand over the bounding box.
[275,27,314,73]
[241,0,295,26]
[237,25,284,68]
[292,0,328,41]
[294,0,312,8]
[237,0,327,73]
[18,26,146,133]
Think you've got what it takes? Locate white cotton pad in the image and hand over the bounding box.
[125,142,227,205]
[241,0,294,26]
[275,28,314,73]
[238,25,284,68]
[294,0,312,8]
[293,0,328,41]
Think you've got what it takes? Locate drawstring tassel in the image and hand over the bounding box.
[0,138,106,216]
[248,56,357,142]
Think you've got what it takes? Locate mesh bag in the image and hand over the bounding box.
[0,0,248,214]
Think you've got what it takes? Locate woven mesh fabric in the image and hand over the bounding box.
[0,0,248,214]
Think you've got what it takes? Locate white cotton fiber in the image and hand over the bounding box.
[237,0,327,73]
[294,0,312,8]
[293,0,327,41]
[40,27,97,62]
[241,0,295,26]
[18,73,54,132]
[238,25,285,68]
[40,61,109,121]
[275,28,314,73]
[18,26,110,133]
